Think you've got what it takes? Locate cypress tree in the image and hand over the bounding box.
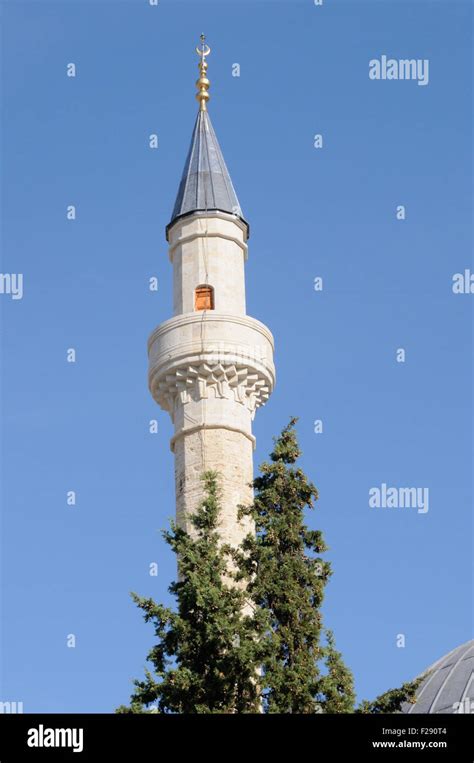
[119,423,423,715]
[236,418,356,713]
[356,676,425,714]
[118,471,263,714]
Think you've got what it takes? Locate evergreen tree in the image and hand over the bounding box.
[356,676,425,714]
[118,471,263,714]
[236,418,356,713]
[318,629,357,713]
[236,417,421,714]
[120,421,423,715]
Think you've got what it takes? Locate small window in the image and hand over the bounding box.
[195,285,214,311]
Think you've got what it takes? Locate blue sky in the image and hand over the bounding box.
[1,0,472,712]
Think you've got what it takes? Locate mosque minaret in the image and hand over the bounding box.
[148,36,275,546]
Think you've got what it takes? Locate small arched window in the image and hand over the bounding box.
[195,284,214,311]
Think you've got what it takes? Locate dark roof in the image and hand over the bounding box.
[402,640,474,714]
[166,109,248,239]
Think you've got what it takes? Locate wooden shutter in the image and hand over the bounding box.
[195,285,214,311]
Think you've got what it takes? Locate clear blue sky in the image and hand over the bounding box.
[1,0,472,712]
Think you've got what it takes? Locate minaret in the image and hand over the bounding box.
[148,36,275,547]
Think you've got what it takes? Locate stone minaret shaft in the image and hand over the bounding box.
[148,37,275,547]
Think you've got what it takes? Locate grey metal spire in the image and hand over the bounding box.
[166,108,248,239]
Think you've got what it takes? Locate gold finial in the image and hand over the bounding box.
[195,33,211,111]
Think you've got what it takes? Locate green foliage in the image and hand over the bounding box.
[236,417,355,713]
[318,630,357,713]
[121,471,263,714]
[356,675,426,714]
[120,420,424,715]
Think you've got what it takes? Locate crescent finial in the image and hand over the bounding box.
[195,34,211,111]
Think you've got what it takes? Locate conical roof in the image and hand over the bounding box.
[166,109,248,239]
